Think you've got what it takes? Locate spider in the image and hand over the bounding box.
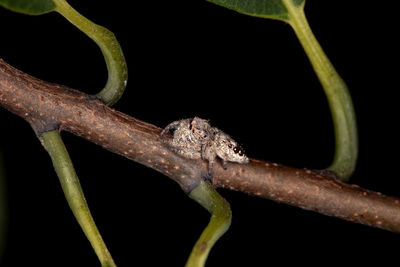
[159,117,249,175]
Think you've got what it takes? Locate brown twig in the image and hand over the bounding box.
[1,58,400,232]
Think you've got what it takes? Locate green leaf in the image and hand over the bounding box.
[0,0,55,15]
[207,0,304,21]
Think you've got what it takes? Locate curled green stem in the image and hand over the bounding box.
[53,0,128,106]
[40,130,116,267]
[282,1,358,181]
[186,181,232,267]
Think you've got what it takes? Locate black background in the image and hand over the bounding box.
[1,1,399,266]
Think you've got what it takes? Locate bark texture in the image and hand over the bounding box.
[1,58,400,232]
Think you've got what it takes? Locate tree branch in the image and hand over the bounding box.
[1,58,400,233]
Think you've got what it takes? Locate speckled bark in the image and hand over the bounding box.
[1,58,400,232]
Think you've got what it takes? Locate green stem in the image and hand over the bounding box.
[283,1,358,181]
[40,130,116,267]
[52,0,127,106]
[186,181,232,267]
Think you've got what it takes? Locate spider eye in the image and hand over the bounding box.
[233,146,245,156]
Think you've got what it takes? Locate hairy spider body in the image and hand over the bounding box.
[160,117,249,174]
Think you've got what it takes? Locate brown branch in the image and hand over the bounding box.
[1,58,400,233]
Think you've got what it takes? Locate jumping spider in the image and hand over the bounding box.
[159,117,249,174]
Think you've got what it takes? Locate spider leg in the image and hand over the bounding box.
[202,142,216,177]
[221,159,228,170]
